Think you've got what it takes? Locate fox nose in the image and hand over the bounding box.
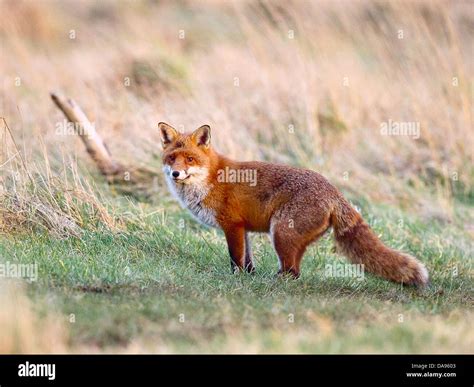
[172,171,180,178]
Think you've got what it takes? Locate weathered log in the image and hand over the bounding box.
[50,93,162,200]
[51,93,123,176]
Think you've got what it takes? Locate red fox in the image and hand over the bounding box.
[159,122,429,286]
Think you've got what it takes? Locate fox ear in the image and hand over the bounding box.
[191,125,211,148]
[158,122,178,149]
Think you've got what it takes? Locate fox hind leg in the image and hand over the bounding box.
[270,210,331,278]
[271,222,305,278]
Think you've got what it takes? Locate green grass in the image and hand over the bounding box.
[1,197,472,353]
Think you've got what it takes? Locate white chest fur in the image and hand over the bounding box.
[164,168,218,227]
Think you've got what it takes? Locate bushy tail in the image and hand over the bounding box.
[331,199,429,286]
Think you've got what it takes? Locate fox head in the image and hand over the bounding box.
[159,122,212,185]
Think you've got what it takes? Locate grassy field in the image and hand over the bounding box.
[0,0,473,353]
[1,195,473,353]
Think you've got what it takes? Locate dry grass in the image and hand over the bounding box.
[1,1,472,223]
[72,309,474,354]
[0,116,122,236]
[0,280,68,353]
[0,143,121,237]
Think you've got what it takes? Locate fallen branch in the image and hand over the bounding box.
[50,93,161,199]
[51,93,124,176]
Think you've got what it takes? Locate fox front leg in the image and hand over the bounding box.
[244,232,255,273]
[223,225,246,273]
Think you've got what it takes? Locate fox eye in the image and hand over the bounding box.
[168,155,175,162]
[187,156,194,162]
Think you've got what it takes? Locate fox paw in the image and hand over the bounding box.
[276,269,300,279]
[245,263,255,274]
